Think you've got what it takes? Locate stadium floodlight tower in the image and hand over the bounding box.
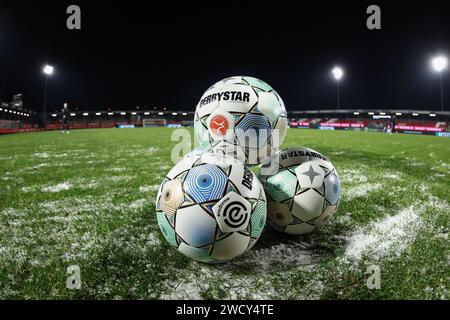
[431,55,448,111]
[332,67,344,110]
[42,65,54,127]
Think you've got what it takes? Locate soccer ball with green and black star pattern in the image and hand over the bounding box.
[257,148,341,235]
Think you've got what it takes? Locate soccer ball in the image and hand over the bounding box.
[185,147,208,158]
[156,153,267,263]
[257,147,341,235]
[194,76,288,166]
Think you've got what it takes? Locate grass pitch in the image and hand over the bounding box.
[0,128,449,299]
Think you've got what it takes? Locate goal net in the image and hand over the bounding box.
[143,118,167,127]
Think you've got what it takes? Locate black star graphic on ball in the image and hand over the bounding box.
[301,165,321,184]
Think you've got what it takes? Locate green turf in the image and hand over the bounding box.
[0,128,449,299]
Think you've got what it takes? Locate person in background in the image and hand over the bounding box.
[60,102,70,134]
[391,114,397,133]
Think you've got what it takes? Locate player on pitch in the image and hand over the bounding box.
[60,102,70,134]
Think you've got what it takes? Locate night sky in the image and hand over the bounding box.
[0,1,449,112]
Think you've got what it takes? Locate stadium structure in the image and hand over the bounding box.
[0,95,449,137]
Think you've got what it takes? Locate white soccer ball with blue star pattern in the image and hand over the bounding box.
[156,153,267,263]
[257,148,341,235]
[194,76,288,165]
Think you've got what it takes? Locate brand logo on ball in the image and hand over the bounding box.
[200,91,250,107]
[210,115,229,136]
[212,191,251,233]
[222,201,248,228]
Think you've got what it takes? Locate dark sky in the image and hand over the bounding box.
[0,1,449,112]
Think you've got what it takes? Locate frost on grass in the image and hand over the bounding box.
[147,147,159,155]
[2,129,449,299]
[234,241,319,272]
[33,152,68,159]
[42,182,72,193]
[383,172,402,180]
[160,240,328,300]
[104,175,134,183]
[341,206,422,263]
[33,152,50,158]
[139,185,160,193]
[29,163,50,170]
[343,183,382,201]
[339,168,368,184]
[146,233,160,246]
[105,167,127,173]
[21,178,98,193]
[0,195,154,277]
[160,264,280,300]
[129,198,149,209]
[79,179,99,190]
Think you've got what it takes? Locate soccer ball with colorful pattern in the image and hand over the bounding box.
[156,153,267,263]
[194,76,288,165]
[257,148,341,235]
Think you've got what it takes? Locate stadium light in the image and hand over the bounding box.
[431,56,448,72]
[96,112,101,116]
[379,112,386,115]
[182,112,188,116]
[430,113,436,117]
[368,112,374,115]
[353,112,359,115]
[43,65,54,75]
[395,112,402,116]
[412,113,419,116]
[120,112,126,115]
[0,108,2,111]
[144,112,150,115]
[42,64,54,128]
[172,112,178,116]
[70,113,76,116]
[331,66,344,109]
[158,112,164,116]
[52,114,57,117]
[332,67,344,80]
[83,113,89,116]
[108,112,114,115]
[431,55,448,111]
[131,112,137,115]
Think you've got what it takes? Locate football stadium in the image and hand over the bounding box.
[0,1,449,304]
[1,98,449,300]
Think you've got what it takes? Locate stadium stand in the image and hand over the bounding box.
[41,110,195,131]
[0,98,37,134]
[289,110,450,135]
[1,99,449,136]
